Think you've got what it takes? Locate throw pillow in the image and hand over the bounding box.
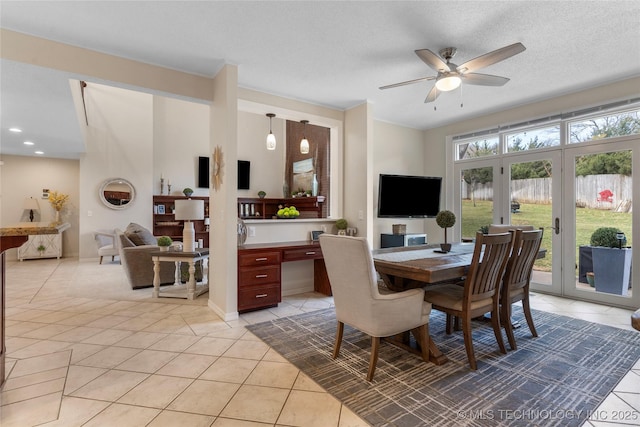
[125,223,157,246]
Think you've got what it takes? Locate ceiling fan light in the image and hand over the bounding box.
[435,75,461,91]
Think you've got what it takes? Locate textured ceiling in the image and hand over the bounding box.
[1,1,639,158]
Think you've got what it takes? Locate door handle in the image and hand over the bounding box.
[550,217,560,235]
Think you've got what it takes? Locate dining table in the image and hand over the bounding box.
[371,242,477,365]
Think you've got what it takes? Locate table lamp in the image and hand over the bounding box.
[23,197,40,222]
[175,199,204,252]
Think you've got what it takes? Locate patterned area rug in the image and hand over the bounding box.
[247,307,640,427]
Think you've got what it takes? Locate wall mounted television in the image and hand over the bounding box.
[238,160,250,190]
[377,174,442,218]
[198,156,209,188]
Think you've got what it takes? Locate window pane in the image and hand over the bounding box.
[569,109,640,144]
[460,166,493,239]
[456,137,499,160]
[506,125,560,152]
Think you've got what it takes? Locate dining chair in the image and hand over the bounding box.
[319,234,432,381]
[500,228,544,350]
[423,231,514,370]
[488,224,534,234]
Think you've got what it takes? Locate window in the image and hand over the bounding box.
[456,137,499,160]
[506,125,560,152]
[569,108,640,144]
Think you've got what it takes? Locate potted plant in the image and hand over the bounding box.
[257,190,266,199]
[183,187,194,197]
[590,227,631,296]
[436,210,456,252]
[157,236,173,251]
[37,244,46,255]
[335,218,348,235]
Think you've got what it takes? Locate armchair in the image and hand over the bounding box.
[319,234,431,381]
[93,229,120,264]
[117,230,175,289]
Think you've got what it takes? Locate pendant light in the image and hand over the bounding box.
[300,120,310,154]
[266,113,276,150]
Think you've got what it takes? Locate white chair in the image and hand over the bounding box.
[319,234,431,381]
[93,229,120,264]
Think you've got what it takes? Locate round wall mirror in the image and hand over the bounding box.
[99,178,135,210]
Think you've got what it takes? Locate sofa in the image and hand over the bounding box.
[117,223,176,289]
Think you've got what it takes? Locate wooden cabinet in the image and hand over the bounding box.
[17,222,70,261]
[237,249,282,312]
[153,195,209,248]
[238,197,324,219]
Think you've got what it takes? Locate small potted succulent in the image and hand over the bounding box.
[258,190,266,199]
[157,236,173,251]
[183,187,194,197]
[436,210,456,253]
[335,218,348,236]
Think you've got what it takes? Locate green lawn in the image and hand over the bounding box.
[460,200,632,271]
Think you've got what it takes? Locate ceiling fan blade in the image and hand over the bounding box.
[457,42,526,73]
[462,72,510,86]
[415,49,450,72]
[379,76,435,90]
[424,86,439,103]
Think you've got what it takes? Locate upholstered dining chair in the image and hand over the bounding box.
[500,228,544,350]
[319,234,432,381]
[93,229,120,264]
[423,231,514,370]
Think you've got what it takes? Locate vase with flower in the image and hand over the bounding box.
[48,190,69,223]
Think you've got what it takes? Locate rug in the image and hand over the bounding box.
[247,307,640,427]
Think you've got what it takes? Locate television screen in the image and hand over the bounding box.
[198,156,209,188]
[377,174,442,218]
[238,160,250,190]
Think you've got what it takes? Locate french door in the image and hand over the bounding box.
[563,139,638,309]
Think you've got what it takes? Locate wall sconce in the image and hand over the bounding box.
[300,120,310,154]
[175,199,204,252]
[23,197,40,222]
[266,113,276,150]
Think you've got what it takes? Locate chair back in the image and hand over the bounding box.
[488,224,534,234]
[503,228,544,294]
[319,234,381,326]
[464,231,514,304]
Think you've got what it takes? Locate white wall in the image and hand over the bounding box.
[0,155,80,259]
[372,120,427,247]
[237,111,285,199]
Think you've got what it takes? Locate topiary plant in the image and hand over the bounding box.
[157,236,173,247]
[183,188,194,197]
[590,227,626,248]
[335,218,348,230]
[436,210,456,245]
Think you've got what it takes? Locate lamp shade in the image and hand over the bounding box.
[435,74,461,91]
[266,132,276,150]
[23,197,40,211]
[175,199,204,221]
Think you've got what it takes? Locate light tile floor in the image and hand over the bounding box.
[0,258,638,426]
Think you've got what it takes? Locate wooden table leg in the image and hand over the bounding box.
[152,259,160,298]
[385,331,448,365]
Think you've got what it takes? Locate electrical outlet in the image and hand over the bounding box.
[248,226,256,237]
[358,210,364,220]
[87,210,93,217]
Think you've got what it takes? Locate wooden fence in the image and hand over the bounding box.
[462,174,632,210]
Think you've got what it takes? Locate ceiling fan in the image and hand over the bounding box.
[380,42,526,103]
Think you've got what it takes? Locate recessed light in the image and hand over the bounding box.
[23,141,34,146]
[34,151,44,155]
[9,127,22,133]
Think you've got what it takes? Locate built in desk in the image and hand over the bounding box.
[237,241,331,312]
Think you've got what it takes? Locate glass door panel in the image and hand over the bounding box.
[504,150,562,294]
[457,162,498,240]
[564,140,638,309]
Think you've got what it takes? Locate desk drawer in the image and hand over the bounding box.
[283,247,323,261]
[238,251,281,267]
[238,265,281,286]
[238,284,281,311]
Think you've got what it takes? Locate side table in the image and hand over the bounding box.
[151,248,209,300]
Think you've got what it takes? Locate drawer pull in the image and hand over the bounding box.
[305,251,316,255]
[255,274,268,278]
[255,257,268,261]
[256,294,268,298]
